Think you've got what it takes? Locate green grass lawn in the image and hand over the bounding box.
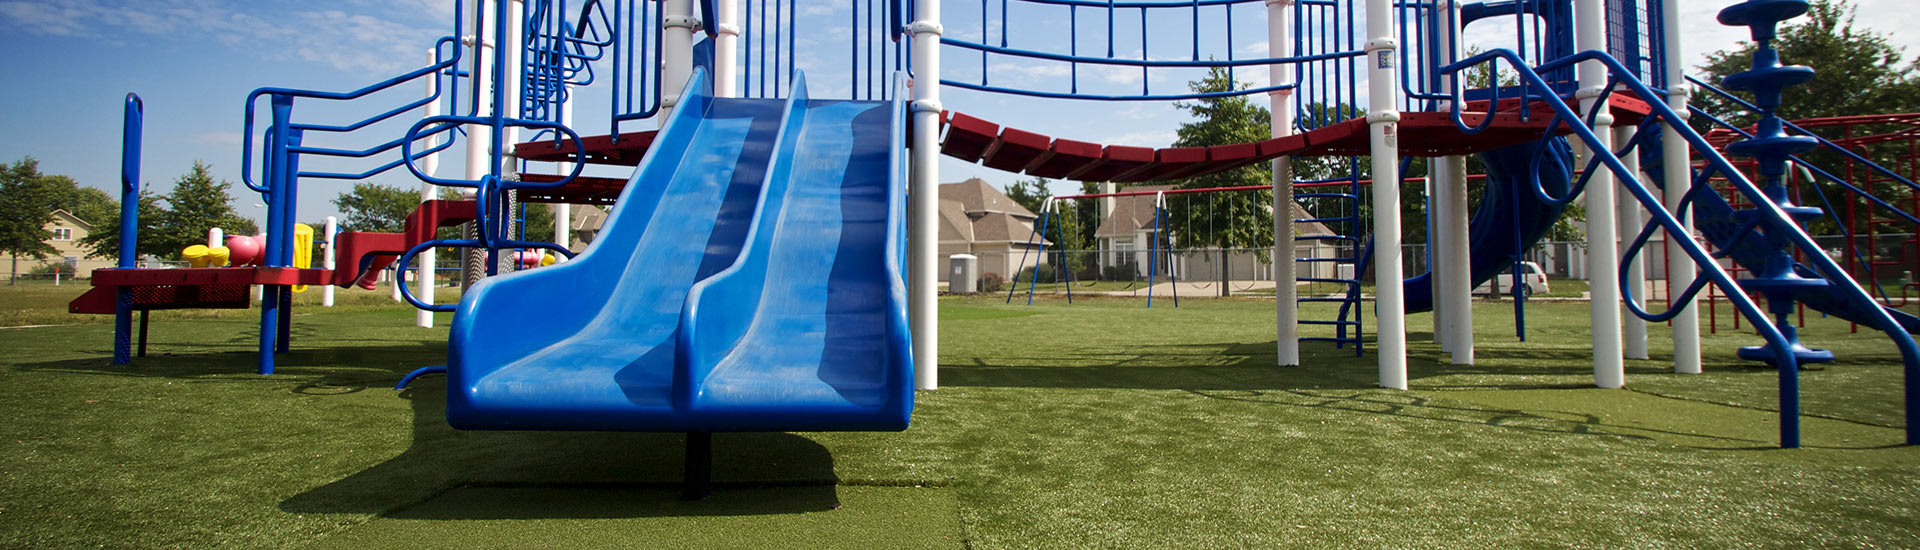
[2,291,1917,548]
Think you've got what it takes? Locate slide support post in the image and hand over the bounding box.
[1268,0,1300,366]
[1366,0,1408,389]
[909,0,943,390]
[1577,0,1625,388]
[1661,0,1701,374]
[418,46,442,326]
[661,0,696,118]
[1616,125,1649,360]
[1436,0,1472,364]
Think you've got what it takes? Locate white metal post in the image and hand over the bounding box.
[554,90,573,258]
[1616,125,1649,359]
[713,0,740,98]
[661,0,696,119]
[909,0,943,390]
[1577,0,1624,388]
[1429,166,1446,350]
[1661,0,1700,374]
[419,47,443,326]
[1436,0,1472,364]
[1366,0,1407,389]
[1268,0,1299,366]
[463,0,496,289]
[320,217,336,307]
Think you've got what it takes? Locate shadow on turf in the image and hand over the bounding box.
[12,343,448,392]
[941,340,1876,450]
[279,382,842,519]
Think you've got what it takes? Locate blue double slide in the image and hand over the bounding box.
[445,69,914,432]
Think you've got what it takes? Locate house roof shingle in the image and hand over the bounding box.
[938,178,1036,219]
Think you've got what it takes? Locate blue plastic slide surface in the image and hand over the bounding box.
[1639,138,1920,334]
[1403,139,1575,312]
[445,70,913,431]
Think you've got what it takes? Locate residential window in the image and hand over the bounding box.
[51,228,73,241]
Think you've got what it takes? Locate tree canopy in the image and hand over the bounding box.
[153,161,258,256]
[0,158,62,280]
[1165,66,1275,254]
[1694,0,1920,127]
[332,182,421,234]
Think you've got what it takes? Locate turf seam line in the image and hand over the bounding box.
[1623,387,1906,431]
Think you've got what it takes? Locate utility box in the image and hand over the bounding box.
[950,254,978,293]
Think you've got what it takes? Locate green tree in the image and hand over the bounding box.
[77,188,165,262]
[1694,0,1920,235]
[154,161,258,258]
[1694,0,1920,127]
[1165,67,1276,293]
[0,158,61,283]
[333,182,421,233]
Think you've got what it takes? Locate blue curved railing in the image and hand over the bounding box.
[1440,48,1920,448]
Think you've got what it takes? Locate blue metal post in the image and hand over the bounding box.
[1026,208,1051,306]
[112,94,143,365]
[258,94,293,375]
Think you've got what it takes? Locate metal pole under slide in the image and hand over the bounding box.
[909,0,943,390]
[1268,0,1300,366]
[1576,0,1625,388]
[418,47,441,327]
[463,0,496,290]
[1366,0,1408,389]
[1616,125,1649,360]
[1436,0,1472,364]
[1661,0,1702,374]
[713,0,740,98]
[661,0,696,119]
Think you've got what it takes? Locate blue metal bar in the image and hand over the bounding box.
[940,37,1365,68]
[1027,208,1054,306]
[1445,48,1920,447]
[242,36,462,193]
[394,365,448,390]
[1690,108,1920,228]
[941,79,1296,101]
[112,93,143,366]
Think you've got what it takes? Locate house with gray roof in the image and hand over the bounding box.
[936,178,1049,282]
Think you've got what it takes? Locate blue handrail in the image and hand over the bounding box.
[1442,47,1920,447]
[242,34,466,193]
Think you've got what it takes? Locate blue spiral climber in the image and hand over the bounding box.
[1716,0,1833,367]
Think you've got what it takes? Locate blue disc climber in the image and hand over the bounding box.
[1716,0,1834,368]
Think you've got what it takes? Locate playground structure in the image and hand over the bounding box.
[68,0,1920,452]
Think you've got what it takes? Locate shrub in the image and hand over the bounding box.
[1103,262,1138,281]
[978,272,1004,293]
[1013,263,1058,285]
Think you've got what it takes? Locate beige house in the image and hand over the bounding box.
[33,210,114,277]
[937,178,1049,281]
[1089,186,1340,281]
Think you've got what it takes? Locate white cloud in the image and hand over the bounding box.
[0,1,442,73]
[1102,130,1175,148]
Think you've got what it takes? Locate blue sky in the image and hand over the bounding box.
[2,0,1916,228]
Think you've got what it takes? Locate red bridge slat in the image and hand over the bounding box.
[940,112,999,163]
[1070,145,1155,182]
[1026,138,1103,179]
[982,127,1050,173]
[1116,146,1208,182]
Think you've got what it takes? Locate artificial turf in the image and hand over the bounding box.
[1,288,1916,548]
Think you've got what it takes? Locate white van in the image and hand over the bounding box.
[1473,261,1549,298]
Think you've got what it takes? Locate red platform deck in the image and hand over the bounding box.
[69,267,334,314]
